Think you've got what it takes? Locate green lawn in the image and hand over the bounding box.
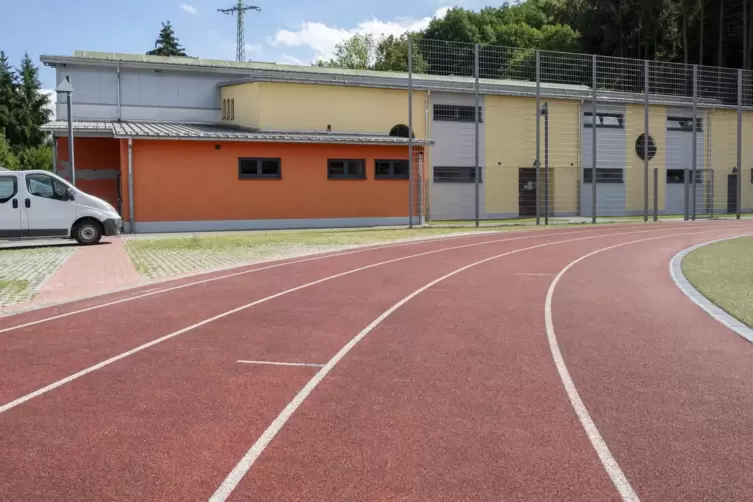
[682,236,753,328]
[0,279,30,299]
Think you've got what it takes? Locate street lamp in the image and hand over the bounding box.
[56,76,75,185]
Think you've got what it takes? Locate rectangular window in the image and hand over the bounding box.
[667,169,685,183]
[238,158,281,179]
[667,116,703,132]
[375,160,409,179]
[751,168,753,184]
[433,104,483,123]
[328,159,366,179]
[222,99,227,120]
[582,168,624,183]
[434,166,481,183]
[583,112,625,129]
[230,99,235,120]
[0,175,18,203]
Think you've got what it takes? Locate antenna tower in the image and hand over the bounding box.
[218,1,261,61]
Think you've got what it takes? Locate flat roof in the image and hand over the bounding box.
[41,120,433,145]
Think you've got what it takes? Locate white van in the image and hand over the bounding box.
[0,168,122,245]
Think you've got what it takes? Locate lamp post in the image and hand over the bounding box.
[540,102,549,224]
[56,77,75,185]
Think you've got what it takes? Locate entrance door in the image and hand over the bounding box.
[519,168,538,217]
[22,172,75,237]
[0,173,22,238]
[727,174,738,214]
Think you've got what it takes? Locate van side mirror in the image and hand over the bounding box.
[66,187,75,201]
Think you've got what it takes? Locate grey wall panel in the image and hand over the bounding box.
[57,103,118,121]
[580,182,626,217]
[429,92,486,220]
[56,66,118,106]
[120,70,227,110]
[430,184,477,220]
[120,106,219,123]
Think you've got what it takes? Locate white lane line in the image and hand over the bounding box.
[543,227,751,501]
[208,225,749,502]
[237,360,325,368]
[516,272,555,277]
[0,225,642,415]
[0,226,589,334]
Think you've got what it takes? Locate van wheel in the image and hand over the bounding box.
[73,220,103,245]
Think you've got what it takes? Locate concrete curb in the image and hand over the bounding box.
[669,235,753,344]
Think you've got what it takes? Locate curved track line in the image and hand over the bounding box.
[0,227,599,334]
[0,225,666,415]
[209,225,748,501]
[0,222,710,333]
[544,228,753,502]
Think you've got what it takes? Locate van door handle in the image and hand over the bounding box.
[12,199,18,209]
[25,198,30,208]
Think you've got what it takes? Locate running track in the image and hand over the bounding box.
[2,221,753,501]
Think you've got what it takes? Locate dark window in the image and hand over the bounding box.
[0,175,18,203]
[231,99,235,120]
[583,112,625,129]
[389,125,413,138]
[434,166,481,183]
[751,168,753,184]
[667,169,685,183]
[25,173,69,200]
[222,99,227,120]
[433,104,483,123]
[375,160,409,179]
[667,116,703,132]
[238,158,281,179]
[582,168,624,183]
[328,159,366,179]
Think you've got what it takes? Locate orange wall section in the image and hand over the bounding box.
[56,137,122,210]
[131,140,420,223]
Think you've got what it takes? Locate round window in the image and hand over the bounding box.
[635,134,657,161]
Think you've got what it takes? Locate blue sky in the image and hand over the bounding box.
[2,0,491,91]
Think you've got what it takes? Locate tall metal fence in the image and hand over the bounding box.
[405,39,752,225]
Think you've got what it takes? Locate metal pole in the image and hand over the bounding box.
[408,38,414,228]
[51,137,57,175]
[535,50,541,225]
[737,69,743,219]
[65,76,75,186]
[644,59,650,222]
[692,65,698,220]
[418,153,424,225]
[474,43,480,228]
[127,138,134,233]
[653,168,659,221]
[544,103,549,225]
[592,55,597,223]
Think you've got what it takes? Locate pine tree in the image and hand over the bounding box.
[11,53,50,150]
[0,51,18,141]
[146,21,188,57]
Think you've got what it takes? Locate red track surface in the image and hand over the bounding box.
[1,221,752,501]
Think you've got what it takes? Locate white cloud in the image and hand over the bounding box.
[245,43,263,57]
[180,4,197,15]
[42,89,56,121]
[281,54,306,66]
[269,8,449,62]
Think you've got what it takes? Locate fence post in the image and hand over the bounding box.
[644,59,650,222]
[737,69,743,219]
[544,102,550,225]
[536,50,541,225]
[691,65,698,220]
[408,38,413,228]
[474,43,480,228]
[653,167,659,221]
[591,55,597,224]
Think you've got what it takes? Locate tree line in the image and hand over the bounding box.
[316,0,751,74]
[0,52,52,171]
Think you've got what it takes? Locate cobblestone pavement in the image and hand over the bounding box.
[0,247,76,306]
[124,244,349,278]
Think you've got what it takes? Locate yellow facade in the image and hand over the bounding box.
[708,109,739,211]
[222,82,426,137]
[624,105,667,212]
[483,96,580,215]
[741,112,753,210]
